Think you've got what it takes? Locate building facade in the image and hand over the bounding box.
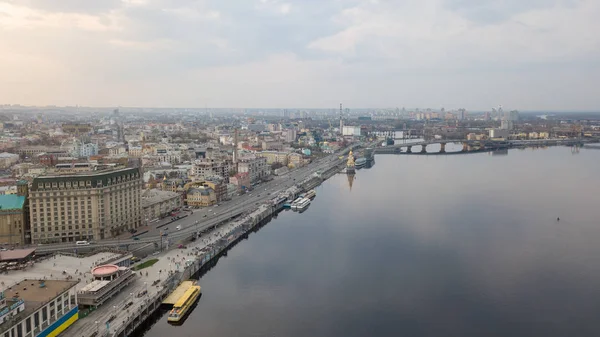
[192,159,232,182]
[258,151,289,165]
[0,153,19,169]
[229,172,250,192]
[141,189,183,222]
[236,157,268,184]
[29,167,143,243]
[0,195,27,246]
[186,186,216,207]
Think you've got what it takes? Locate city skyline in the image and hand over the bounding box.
[1,0,599,110]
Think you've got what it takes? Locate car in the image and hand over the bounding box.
[133,237,140,241]
[203,214,207,218]
[176,225,181,230]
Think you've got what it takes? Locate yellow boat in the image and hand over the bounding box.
[167,285,201,323]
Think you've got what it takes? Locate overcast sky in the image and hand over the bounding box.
[0,0,598,110]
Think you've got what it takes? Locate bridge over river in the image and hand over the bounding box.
[374,138,598,154]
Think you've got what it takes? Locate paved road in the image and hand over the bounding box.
[35,148,350,253]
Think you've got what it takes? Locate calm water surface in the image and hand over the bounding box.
[142,146,600,337]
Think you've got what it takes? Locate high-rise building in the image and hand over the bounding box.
[500,105,513,130]
[285,129,297,143]
[28,167,143,243]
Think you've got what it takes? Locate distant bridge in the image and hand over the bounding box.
[374,138,597,155]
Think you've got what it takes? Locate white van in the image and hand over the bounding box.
[75,241,90,246]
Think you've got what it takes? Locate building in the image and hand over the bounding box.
[258,151,289,165]
[62,123,92,134]
[284,129,297,143]
[0,153,19,169]
[287,153,304,168]
[141,189,183,222]
[237,157,268,184]
[36,154,57,167]
[28,167,143,243]
[203,177,227,202]
[128,146,143,157]
[186,186,216,207]
[229,172,250,192]
[0,194,28,246]
[0,279,80,337]
[192,159,232,182]
[489,129,510,139]
[342,126,361,137]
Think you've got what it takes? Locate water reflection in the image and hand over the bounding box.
[140,146,600,337]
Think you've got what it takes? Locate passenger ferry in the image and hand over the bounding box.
[303,190,316,199]
[167,284,202,323]
[355,157,367,169]
[293,198,311,211]
[290,197,303,210]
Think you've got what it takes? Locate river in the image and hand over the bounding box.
[140,145,600,337]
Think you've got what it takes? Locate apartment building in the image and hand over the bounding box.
[237,157,268,184]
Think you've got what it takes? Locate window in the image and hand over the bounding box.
[42,308,47,322]
[26,317,31,333]
[17,323,23,337]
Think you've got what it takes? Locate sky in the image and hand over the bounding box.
[0,0,599,110]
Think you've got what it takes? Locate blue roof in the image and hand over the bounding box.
[0,195,25,210]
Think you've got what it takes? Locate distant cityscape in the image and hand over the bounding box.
[0,103,599,337]
[0,104,599,247]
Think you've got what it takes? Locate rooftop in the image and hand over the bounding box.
[0,279,79,333]
[0,194,25,211]
[0,248,36,262]
[141,189,180,207]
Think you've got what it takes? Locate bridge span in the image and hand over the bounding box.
[375,138,597,155]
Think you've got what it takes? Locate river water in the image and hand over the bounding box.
[141,146,600,337]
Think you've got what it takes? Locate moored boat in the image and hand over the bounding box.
[167,284,202,323]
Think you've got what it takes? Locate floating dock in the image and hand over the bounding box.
[162,280,197,307]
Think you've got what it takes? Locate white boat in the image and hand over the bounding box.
[303,190,316,199]
[290,197,304,210]
[294,198,311,211]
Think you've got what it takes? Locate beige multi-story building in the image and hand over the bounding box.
[258,151,289,165]
[28,167,143,243]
